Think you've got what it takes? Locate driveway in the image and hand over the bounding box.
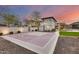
[1,32,59,54]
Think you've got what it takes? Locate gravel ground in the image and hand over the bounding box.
[54,36,79,54]
[0,37,36,54]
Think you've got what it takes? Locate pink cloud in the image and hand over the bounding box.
[41,6,79,24]
[24,5,79,24]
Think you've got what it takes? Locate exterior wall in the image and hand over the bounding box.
[27,20,40,31]
[72,24,79,29]
[39,26,44,31]
[39,18,56,31]
[0,27,28,35]
[29,27,38,31]
[19,17,57,32]
[69,22,79,29]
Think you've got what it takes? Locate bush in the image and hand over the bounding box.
[9,32,14,34]
[51,29,56,32]
[44,29,56,32]
[17,31,21,33]
[35,29,38,31]
[32,30,34,31]
[0,33,3,36]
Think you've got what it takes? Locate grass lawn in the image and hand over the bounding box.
[60,31,79,36]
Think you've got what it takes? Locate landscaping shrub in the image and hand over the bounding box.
[0,33,3,36]
[9,32,14,34]
[17,31,21,33]
[51,29,56,32]
[35,29,38,31]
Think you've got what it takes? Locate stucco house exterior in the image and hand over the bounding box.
[26,16,58,32]
[69,22,79,29]
[39,17,57,31]
[26,19,41,31]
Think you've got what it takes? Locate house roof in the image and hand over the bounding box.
[25,16,57,22]
[70,22,79,25]
[41,16,57,22]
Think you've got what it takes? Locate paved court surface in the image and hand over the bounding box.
[1,32,59,54]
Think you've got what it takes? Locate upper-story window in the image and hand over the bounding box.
[44,18,54,25]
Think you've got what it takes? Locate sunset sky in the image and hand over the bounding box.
[0,5,79,24]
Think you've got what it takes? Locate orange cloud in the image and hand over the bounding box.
[58,10,79,24]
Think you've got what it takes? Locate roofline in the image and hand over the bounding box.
[41,16,57,22]
[70,22,79,25]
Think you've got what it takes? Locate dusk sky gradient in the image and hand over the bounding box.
[1,5,79,24]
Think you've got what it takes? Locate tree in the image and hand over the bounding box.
[59,22,67,31]
[31,11,41,20]
[23,18,29,26]
[2,14,17,27]
[30,11,41,31]
[0,6,18,26]
[14,20,22,27]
